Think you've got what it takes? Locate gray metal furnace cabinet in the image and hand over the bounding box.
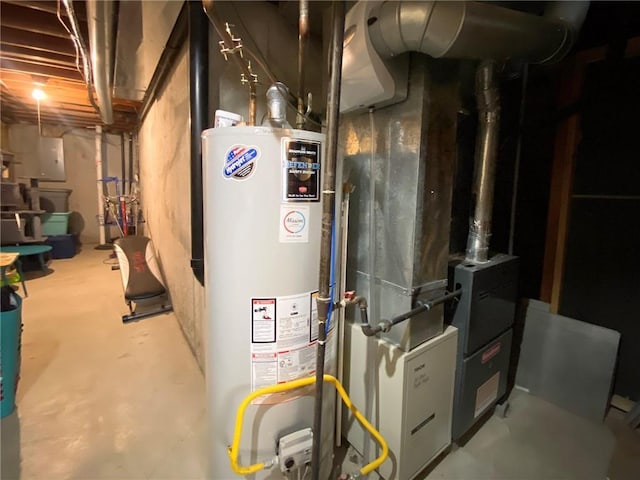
[447,254,518,441]
[345,325,458,480]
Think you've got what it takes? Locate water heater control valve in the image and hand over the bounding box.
[278,428,313,473]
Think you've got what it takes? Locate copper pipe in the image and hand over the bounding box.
[248,84,256,126]
[202,0,257,124]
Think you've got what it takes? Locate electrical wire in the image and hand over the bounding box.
[56,1,83,79]
[58,0,101,115]
[301,464,310,480]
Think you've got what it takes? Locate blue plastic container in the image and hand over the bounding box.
[46,234,76,259]
[1,291,22,418]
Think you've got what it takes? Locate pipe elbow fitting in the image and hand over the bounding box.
[378,320,392,333]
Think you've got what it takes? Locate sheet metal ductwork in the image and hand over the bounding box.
[340,1,589,113]
[368,1,589,64]
[87,0,115,124]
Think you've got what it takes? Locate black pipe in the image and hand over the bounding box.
[392,289,462,326]
[311,2,344,479]
[361,289,463,337]
[139,4,188,124]
[189,0,209,286]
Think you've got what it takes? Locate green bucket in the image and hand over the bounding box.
[1,290,22,418]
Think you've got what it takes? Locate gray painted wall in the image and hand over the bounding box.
[138,1,324,369]
[7,124,124,244]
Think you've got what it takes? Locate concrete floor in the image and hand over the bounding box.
[1,247,207,479]
[2,248,639,479]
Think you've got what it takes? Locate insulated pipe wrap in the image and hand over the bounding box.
[369,1,588,64]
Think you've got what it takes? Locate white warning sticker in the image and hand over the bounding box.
[251,299,276,343]
[250,292,314,401]
[474,371,500,418]
[251,352,277,390]
[249,291,338,404]
[276,293,311,348]
[279,205,310,243]
[277,343,316,382]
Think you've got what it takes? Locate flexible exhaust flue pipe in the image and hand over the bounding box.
[368,1,589,64]
[312,2,345,479]
[87,0,115,124]
[466,61,500,264]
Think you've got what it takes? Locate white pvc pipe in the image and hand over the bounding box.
[95,125,107,244]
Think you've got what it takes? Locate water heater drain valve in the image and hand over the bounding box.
[278,428,313,473]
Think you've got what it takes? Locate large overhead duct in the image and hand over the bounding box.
[341,1,589,112]
[368,1,589,63]
[345,0,589,263]
[87,0,115,124]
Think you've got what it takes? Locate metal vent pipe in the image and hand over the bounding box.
[466,61,499,263]
[365,0,589,263]
[87,0,115,124]
[368,1,589,64]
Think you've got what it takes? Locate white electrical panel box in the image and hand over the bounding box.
[345,325,458,480]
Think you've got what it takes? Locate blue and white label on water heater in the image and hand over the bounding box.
[223,144,260,180]
[279,205,310,243]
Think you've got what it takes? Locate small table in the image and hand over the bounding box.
[0,244,53,271]
[0,252,28,297]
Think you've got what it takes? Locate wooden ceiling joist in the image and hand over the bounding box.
[1,0,137,133]
[1,45,79,67]
[0,2,87,40]
[2,0,87,21]
[1,26,77,58]
[0,58,82,81]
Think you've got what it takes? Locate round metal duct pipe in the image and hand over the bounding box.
[87,0,115,124]
[368,1,589,64]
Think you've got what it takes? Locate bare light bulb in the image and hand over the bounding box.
[32,88,46,101]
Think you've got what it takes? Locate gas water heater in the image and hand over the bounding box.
[202,126,336,479]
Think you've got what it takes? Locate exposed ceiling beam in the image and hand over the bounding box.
[0,2,87,40]
[0,58,83,81]
[1,47,81,69]
[2,1,88,21]
[0,26,77,57]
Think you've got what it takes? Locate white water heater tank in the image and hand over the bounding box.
[202,126,336,479]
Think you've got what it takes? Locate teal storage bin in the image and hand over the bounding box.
[42,212,71,235]
[1,290,22,418]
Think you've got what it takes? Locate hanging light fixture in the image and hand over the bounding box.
[32,88,46,136]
